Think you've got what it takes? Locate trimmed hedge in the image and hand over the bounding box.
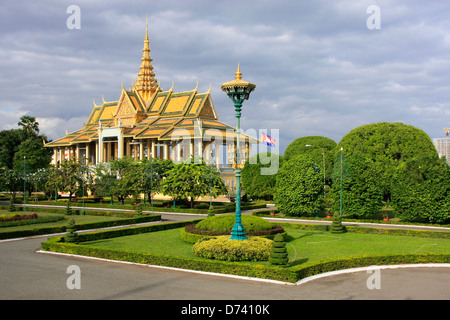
[196,214,273,232]
[180,223,286,244]
[192,236,272,261]
[0,214,162,240]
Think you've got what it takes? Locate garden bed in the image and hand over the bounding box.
[40,220,450,283]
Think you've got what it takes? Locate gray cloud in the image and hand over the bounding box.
[1,0,449,154]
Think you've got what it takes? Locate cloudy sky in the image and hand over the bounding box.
[1,0,449,154]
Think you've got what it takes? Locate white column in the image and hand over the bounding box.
[215,141,220,169]
[164,142,169,160]
[151,140,156,159]
[118,129,123,159]
[139,141,144,160]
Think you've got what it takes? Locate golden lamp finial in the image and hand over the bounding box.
[235,63,242,81]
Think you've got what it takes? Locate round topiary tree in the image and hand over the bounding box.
[336,122,438,203]
[269,233,288,265]
[274,154,323,216]
[284,135,337,180]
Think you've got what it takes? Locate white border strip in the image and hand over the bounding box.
[37,250,450,286]
[36,250,292,286]
[295,263,450,285]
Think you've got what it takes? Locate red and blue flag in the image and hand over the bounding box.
[261,133,276,147]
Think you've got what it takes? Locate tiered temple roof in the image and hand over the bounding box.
[46,21,257,150]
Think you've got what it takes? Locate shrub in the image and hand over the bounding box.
[192,236,272,261]
[269,233,289,265]
[135,203,144,215]
[65,218,78,243]
[330,212,346,233]
[195,214,273,233]
[274,154,323,216]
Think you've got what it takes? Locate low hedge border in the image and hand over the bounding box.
[18,202,267,215]
[40,220,450,283]
[274,222,450,239]
[0,214,162,240]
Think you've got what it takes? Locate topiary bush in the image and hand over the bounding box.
[269,233,289,265]
[65,218,79,243]
[330,212,346,233]
[192,236,272,261]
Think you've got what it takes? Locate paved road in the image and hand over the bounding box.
[0,212,449,303]
[1,236,449,301]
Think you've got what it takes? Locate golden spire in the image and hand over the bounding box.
[235,62,242,80]
[134,17,159,101]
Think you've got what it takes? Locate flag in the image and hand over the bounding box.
[261,133,276,147]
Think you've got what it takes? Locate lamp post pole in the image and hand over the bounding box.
[23,156,27,212]
[221,64,255,240]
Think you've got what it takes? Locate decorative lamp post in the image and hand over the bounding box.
[221,64,256,240]
[23,156,27,212]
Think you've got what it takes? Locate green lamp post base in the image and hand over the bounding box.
[230,223,248,240]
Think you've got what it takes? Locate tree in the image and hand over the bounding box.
[139,158,174,204]
[13,137,52,173]
[337,122,438,202]
[109,157,139,205]
[58,158,82,202]
[0,129,22,169]
[283,136,336,183]
[160,162,227,208]
[18,115,39,139]
[274,154,323,216]
[44,166,63,201]
[0,116,52,171]
[330,153,384,218]
[241,152,281,200]
[391,156,450,224]
[90,162,118,201]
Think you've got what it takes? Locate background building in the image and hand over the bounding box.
[45,22,258,190]
[433,127,450,166]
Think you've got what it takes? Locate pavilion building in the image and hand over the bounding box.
[45,22,258,190]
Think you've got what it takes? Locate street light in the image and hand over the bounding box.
[23,156,27,212]
[221,64,256,240]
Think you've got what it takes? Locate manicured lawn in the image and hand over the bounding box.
[81,227,450,266]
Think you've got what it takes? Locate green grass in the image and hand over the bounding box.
[284,230,450,266]
[80,227,450,266]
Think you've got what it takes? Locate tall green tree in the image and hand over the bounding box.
[0,115,52,171]
[330,154,384,218]
[391,156,450,224]
[274,154,323,216]
[336,122,438,202]
[0,129,22,170]
[139,158,174,203]
[160,162,227,208]
[58,158,82,201]
[109,157,140,205]
[283,136,336,183]
[241,152,281,200]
